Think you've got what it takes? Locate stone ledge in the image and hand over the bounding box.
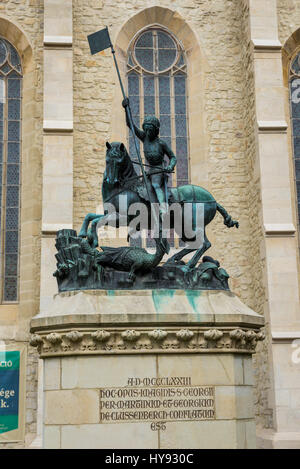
[42,224,73,235]
[32,289,264,328]
[43,120,73,132]
[252,39,282,51]
[30,290,264,357]
[30,326,265,357]
[272,331,300,342]
[258,121,288,132]
[257,427,300,449]
[264,223,296,236]
[44,35,73,46]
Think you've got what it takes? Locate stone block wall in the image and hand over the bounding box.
[0,0,299,448]
[72,0,265,311]
[239,0,272,429]
[0,0,43,449]
[43,353,257,449]
[277,0,300,45]
[72,0,269,429]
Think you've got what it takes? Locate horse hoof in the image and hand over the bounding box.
[78,231,87,238]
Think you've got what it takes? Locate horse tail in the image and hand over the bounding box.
[216,203,239,228]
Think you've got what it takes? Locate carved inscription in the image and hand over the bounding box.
[99,378,215,424]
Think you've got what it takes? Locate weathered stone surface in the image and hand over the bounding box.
[61,355,156,389]
[215,385,254,419]
[42,348,259,448]
[158,355,244,386]
[44,426,61,450]
[278,0,300,45]
[159,420,246,449]
[0,0,43,449]
[45,389,99,425]
[2,0,300,450]
[61,423,158,449]
[44,358,61,390]
[32,289,264,326]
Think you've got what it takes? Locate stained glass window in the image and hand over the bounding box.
[0,38,22,302]
[127,28,189,247]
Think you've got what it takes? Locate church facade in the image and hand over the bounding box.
[0,0,299,448]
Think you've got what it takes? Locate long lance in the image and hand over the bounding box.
[110,42,155,212]
[87,27,162,243]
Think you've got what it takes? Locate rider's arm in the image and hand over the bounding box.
[122,98,145,142]
[125,112,145,142]
[162,140,177,171]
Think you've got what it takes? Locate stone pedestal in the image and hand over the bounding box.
[30,290,264,449]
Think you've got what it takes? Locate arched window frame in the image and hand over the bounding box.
[126,25,190,188]
[0,37,22,303]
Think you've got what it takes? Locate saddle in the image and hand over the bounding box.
[135,183,191,205]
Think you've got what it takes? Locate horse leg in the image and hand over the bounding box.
[165,248,196,265]
[166,226,206,266]
[185,233,211,270]
[89,216,104,248]
[164,201,199,264]
[79,213,101,238]
[216,203,239,228]
[90,212,121,248]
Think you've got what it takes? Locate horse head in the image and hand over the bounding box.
[104,141,136,185]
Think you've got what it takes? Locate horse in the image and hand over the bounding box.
[78,142,239,271]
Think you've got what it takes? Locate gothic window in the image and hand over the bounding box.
[127,27,189,188]
[0,38,22,302]
[127,27,189,247]
[290,51,300,228]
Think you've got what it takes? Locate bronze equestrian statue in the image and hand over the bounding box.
[78,140,239,272]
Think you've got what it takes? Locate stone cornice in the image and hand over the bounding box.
[43,120,73,132]
[252,39,282,51]
[44,35,73,47]
[30,326,265,357]
[258,121,288,133]
[42,224,73,236]
[272,331,300,342]
[264,223,296,237]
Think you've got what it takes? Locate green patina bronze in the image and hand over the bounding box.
[54,108,239,292]
[61,28,240,293]
[53,229,231,292]
[78,138,238,271]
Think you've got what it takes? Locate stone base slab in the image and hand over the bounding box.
[42,353,257,449]
[30,290,264,358]
[257,428,300,449]
[33,289,264,325]
[30,289,264,449]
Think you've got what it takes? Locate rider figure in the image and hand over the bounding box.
[122,98,177,216]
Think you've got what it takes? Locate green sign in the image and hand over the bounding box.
[0,351,20,434]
